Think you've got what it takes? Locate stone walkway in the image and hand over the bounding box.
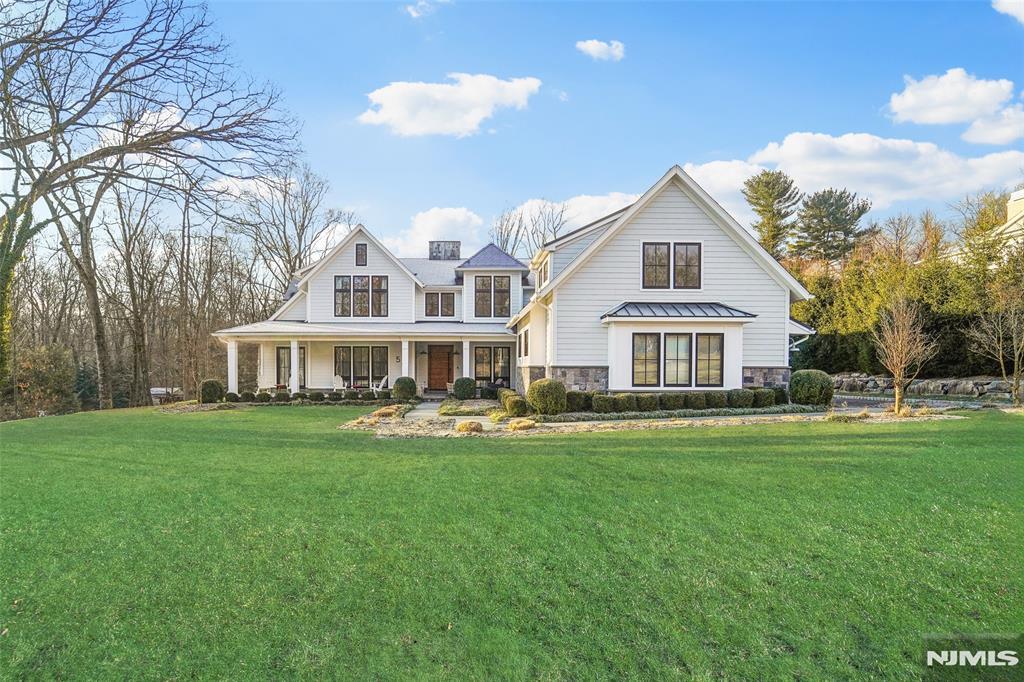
[403,401,500,431]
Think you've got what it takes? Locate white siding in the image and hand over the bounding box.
[415,289,463,321]
[274,293,306,321]
[550,226,608,278]
[554,180,788,367]
[461,271,524,324]
[306,238,416,323]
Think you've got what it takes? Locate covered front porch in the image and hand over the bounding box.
[214,321,517,396]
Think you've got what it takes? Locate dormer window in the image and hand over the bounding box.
[355,243,367,266]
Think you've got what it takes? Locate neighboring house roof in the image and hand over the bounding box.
[456,243,529,270]
[601,301,756,320]
[213,320,515,337]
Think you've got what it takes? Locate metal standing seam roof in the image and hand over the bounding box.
[601,302,757,320]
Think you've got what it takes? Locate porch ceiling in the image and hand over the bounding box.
[213,320,515,340]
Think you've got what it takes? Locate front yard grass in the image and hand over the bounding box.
[1,406,1021,678]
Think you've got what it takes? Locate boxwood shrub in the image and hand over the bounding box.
[592,394,617,413]
[273,391,290,403]
[344,389,360,400]
[239,391,256,402]
[614,393,637,412]
[497,388,517,411]
[392,376,417,400]
[635,393,660,411]
[566,390,593,412]
[452,377,476,400]
[479,386,498,400]
[225,392,240,403]
[377,389,391,399]
[659,393,686,410]
[505,395,531,417]
[684,392,706,410]
[727,388,755,408]
[526,378,567,415]
[359,389,376,401]
[752,388,775,407]
[254,392,271,403]
[327,392,344,402]
[292,392,308,401]
[705,391,727,408]
[199,379,225,404]
[773,385,789,405]
[308,391,325,402]
[790,369,834,405]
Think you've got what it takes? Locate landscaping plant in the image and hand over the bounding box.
[199,379,225,404]
[790,369,835,406]
[526,378,567,415]
[452,377,476,400]
[392,377,417,400]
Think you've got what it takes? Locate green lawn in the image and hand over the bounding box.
[1,407,1021,679]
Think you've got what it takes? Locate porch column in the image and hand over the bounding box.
[227,340,238,394]
[289,339,299,394]
[462,339,471,379]
[401,339,409,378]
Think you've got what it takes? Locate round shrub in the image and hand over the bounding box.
[327,391,344,401]
[505,395,531,417]
[790,369,834,406]
[392,376,417,400]
[566,390,593,413]
[659,393,686,410]
[225,392,240,403]
[239,391,256,402]
[752,388,775,407]
[592,394,616,413]
[273,391,290,403]
[199,379,225,404]
[684,392,706,410]
[455,420,483,433]
[344,389,360,400]
[526,378,567,415]
[635,393,660,411]
[359,389,376,401]
[452,377,477,400]
[773,385,790,405]
[727,389,755,408]
[614,393,637,412]
[254,392,271,403]
[704,391,727,408]
[292,392,307,401]
[308,391,325,402]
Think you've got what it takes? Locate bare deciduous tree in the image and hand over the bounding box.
[871,295,938,413]
[489,207,527,256]
[526,201,567,255]
[965,246,1024,406]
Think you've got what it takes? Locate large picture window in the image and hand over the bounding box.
[475,276,492,317]
[334,276,350,317]
[664,333,692,386]
[493,276,510,317]
[695,333,724,387]
[642,242,670,289]
[335,345,388,388]
[632,333,660,387]
[673,243,701,289]
[371,276,388,317]
[473,346,512,385]
[352,276,370,317]
[276,346,306,388]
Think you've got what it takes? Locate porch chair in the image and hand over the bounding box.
[333,375,348,392]
[371,375,389,397]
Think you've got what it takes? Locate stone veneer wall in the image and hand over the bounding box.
[743,367,791,388]
[549,366,609,392]
[518,366,546,393]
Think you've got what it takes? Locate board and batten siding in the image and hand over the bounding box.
[306,238,417,323]
[554,180,788,367]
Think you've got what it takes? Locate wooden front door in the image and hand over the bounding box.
[427,345,453,390]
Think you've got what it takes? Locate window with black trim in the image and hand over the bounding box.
[334,276,350,316]
[673,243,701,289]
[642,243,670,289]
[352,276,369,317]
[695,333,724,387]
[276,346,306,388]
[493,276,510,317]
[352,346,370,387]
[371,275,388,317]
[664,333,692,386]
[475,276,492,317]
[632,333,660,386]
[440,292,455,317]
[355,243,367,266]
[335,345,388,387]
[371,346,388,385]
[494,347,510,384]
[474,347,492,382]
[334,346,351,382]
[425,292,439,317]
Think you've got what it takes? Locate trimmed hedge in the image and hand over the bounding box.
[497,388,517,411]
[705,391,728,408]
[327,392,344,401]
[254,392,271,403]
[505,396,531,417]
[292,392,308,401]
[199,379,225,404]
[535,403,821,423]
[480,386,498,400]
[273,391,290,403]
[592,394,617,413]
[752,388,775,407]
[344,390,360,400]
[635,393,660,411]
[790,369,834,405]
[684,392,706,410]
[225,392,240,403]
[452,377,476,400]
[392,376,417,400]
[773,385,789,405]
[614,393,637,412]
[239,391,256,402]
[526,379,567,415]
[378,389,391,399]
[727,389,755,408]
[659,393,686,410]
[308,391,325,402]
[566,390,594,413]
[359,390,376,401]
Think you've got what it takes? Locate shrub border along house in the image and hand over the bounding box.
[533,403,820,423]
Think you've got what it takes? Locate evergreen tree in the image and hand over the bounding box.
[791,188,871,262]
[741,170,802,258]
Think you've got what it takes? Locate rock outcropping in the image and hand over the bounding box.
[832,373,1013,399]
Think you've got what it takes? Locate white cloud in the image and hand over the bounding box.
[888,68,1013,124]
[513,192,639,232]
[993,0,1024,24]
[575,39,625,62]
[682,159,766,227]
[404,0,449,19]
[382,207,484,257]
[357,73,542,137]
[962,103,1024,144]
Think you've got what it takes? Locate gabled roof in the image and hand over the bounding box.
[295,224,424,288]
[601,301,756,320]
[456,243,529,270]
[542,205,631,249]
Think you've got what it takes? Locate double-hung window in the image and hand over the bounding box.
[334,276,350,317]
[695,333,724,387]
[475,276,492,317]
[664,334,692,386]
[632,333,660,387]
[642,243,670,289]
[371,276,388,317]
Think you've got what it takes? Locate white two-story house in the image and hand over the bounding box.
[214,166,812,395]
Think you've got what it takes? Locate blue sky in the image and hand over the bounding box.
[208,0,1024,256]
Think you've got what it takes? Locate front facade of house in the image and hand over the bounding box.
[213,166,812,395]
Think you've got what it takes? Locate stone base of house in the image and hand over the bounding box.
[518,365,547,393]
[743,366,791,388]
[549,366,609,392]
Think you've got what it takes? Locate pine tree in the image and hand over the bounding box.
[741,170,802,258]
[792,188,871,262]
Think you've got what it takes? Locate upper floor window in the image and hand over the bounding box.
[673,243,701,289]
[352,276,370,317]
[334,276,350,317]
[642,243,670,289]
[475,276,492,317]
[371,276,388,317]
[474,275,511,317]
[441,292,454,317]
[494,276,510,317]
[425,292,456,317]
[355,243,367,266]
[539,260,549,287]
